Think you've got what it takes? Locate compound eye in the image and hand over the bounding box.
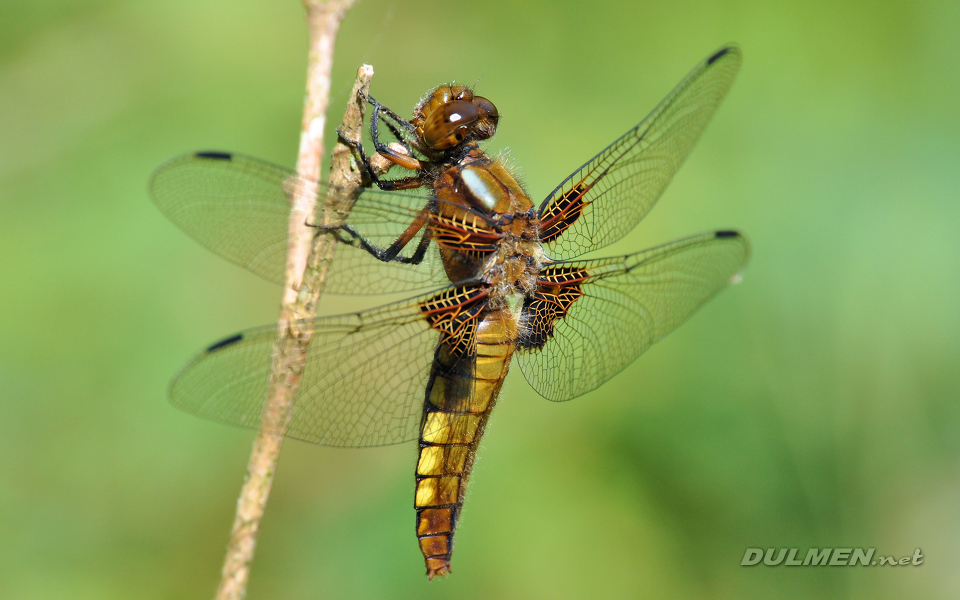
[469,95,499,140]
[472,96,498,121]
[422,100,479,149]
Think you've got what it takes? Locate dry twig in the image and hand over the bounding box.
[215,1,363,598]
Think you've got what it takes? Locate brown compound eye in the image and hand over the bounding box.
[421,100,479,149]
[470,95,499,140]
[472,96,498,121]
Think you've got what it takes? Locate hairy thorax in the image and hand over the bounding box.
[430,148,545,297]
[488,214,542,302]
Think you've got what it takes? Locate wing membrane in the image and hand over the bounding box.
[518,231,750,401]
[539,46,742,259]
[149,152,448,294]
[169,290,450,447]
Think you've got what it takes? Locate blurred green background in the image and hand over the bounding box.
[2,0,959,598]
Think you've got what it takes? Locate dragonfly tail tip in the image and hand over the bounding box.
[425,559,451,580]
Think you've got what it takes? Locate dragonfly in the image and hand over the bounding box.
[150,45,748,579]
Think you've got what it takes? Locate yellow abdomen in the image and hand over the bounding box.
[414,308,517,579]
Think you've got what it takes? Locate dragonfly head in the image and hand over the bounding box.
[414,85,499,150]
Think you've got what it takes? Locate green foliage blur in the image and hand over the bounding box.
[2,0,958,598]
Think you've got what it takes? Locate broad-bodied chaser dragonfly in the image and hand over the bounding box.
[150,46,748,578]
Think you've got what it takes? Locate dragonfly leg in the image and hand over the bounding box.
[364,92,418,137]
[315,206,433,265]
[333,222,431,265]
[370,102,424,172]
[337,126,381,184]
[374,108,417,158]
[340,95,427,190]
[373,176,426,191]
[337,126,425,191]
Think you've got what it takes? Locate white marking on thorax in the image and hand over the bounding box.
[460,167,499,212]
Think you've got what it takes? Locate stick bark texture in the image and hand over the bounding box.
[215,1,362,598]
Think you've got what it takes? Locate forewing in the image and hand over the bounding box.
[149,151,448,294]
[517,231,749,401]
[169,292,442,447]
[539,46,742,259]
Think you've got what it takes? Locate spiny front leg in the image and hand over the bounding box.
[337,125,421,190]
[327,218,433,265]
[366,93,425,172]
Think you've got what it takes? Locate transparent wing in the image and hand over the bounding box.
[538,46,742,259]
[518,231,750,401]
[169,290,447,447]
[149,151,448,294]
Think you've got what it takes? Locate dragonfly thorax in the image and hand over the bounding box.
[484,219,543,302]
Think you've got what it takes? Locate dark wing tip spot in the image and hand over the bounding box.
[206,333,243,352]
[195,151,233,161]
[707,47,732,65]
[715,230,740,238]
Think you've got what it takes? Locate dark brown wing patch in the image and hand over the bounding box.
[538,182,591,245]
[518,266,591,349]
[420,284,490,358]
